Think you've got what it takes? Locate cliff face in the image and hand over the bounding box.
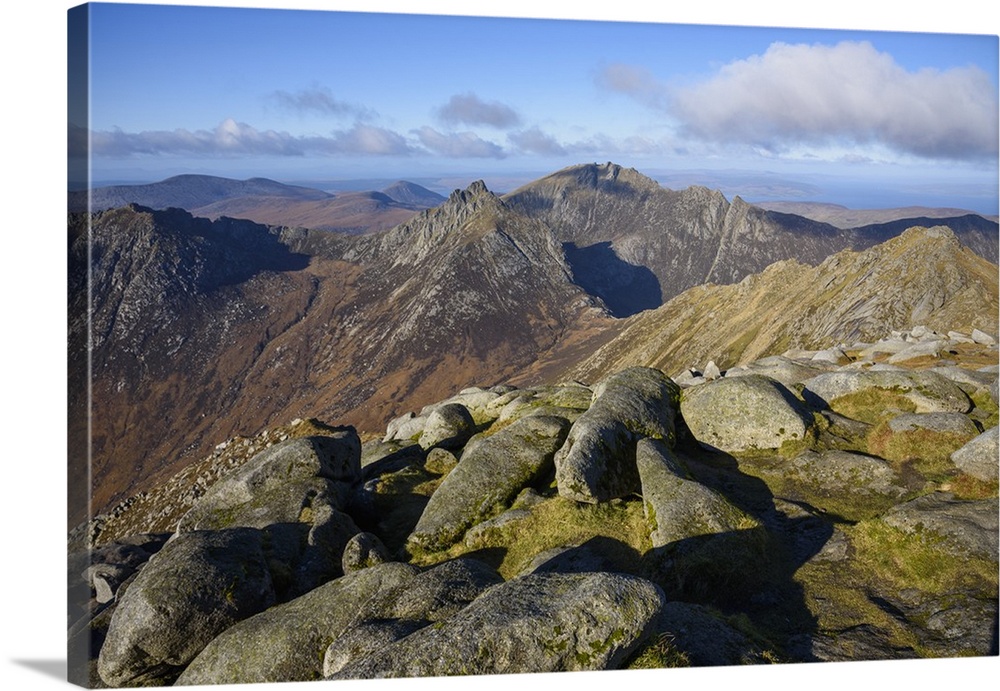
[73,185,609,522]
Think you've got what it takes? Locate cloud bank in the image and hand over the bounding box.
[415,127,507,158]
[602,41,999,160]
[88,119,415,157]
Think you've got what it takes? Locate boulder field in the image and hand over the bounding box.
[69,327,999,686]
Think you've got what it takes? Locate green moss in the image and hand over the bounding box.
[625,633,691,669]
[412,495,651,579]
[849,519,998,596]
[829,388,917,424]
[794,517,999,657]
[866,422,976,481]
[970,389,999,429]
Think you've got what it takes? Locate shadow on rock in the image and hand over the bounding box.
[643,441,837,662]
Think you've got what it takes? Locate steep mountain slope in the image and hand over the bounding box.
[72,185,611,524]
[503,163,849,315]
[562,226,1000,383]
[68,174,332,212]
[503,162,999,316]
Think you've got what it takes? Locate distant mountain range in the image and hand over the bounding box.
[68,162,1000,526]
[68,174,446,234]
[756,200,999,228]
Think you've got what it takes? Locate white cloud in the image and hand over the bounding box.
[508,127,567,156]
[595,63,669,111]
[87,119,414,157]
[436,93,521,129]
[415,126,506,158]
[601,41,999,161]
[322,123,413,155]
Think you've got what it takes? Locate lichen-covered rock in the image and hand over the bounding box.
[178,433,361,531]
[322,557,505,674]
[409,415,569,549]
[489,383,592,425]
[176,434,363,594]
[383,412,427,443]
[434,387,503,425]
[423,447,458,475]
[635,438,752,547]
[360,439,424,481]
[801,370,972,415]
[680,374,813,453]
[555,367,680,503]
[175,562,418,685]
[98,529,276,687]
[886,412,980,437]
[418,403,477,450]
[724,355,833,387]
[950,427,999,481]
[322,619,426,677]
[929,366,998,394]
[358,557,504,623]
[880,493,999,560]
[341,532,391,573]
[329,571,666,678]
[753,449,911,521]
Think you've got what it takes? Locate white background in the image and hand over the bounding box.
[2,1,997,690]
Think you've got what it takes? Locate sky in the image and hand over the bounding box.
[69,1,1000,212]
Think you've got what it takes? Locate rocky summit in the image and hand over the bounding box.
[69,322,998,686]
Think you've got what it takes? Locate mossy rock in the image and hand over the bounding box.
[802,370,973,422]
[408,415,570,551]
[328,571,666,678]
[866,412,980,480]
[680,374,814,454]
[556,367,680,503]
[175,562,418,685]
[745,449,913,521]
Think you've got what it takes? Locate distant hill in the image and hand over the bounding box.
[67,174,332,212]
[755,200,999,228]
[381,180,447,207]
[70,175,446,234]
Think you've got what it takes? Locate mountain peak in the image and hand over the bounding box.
[448,180,493,205]
[899,224,959,244]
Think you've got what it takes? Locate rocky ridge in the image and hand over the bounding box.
[565,225,999,384]
[503,163,998,316]
[70,324,998,686]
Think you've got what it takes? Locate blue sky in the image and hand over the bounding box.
[71,1,999,212]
